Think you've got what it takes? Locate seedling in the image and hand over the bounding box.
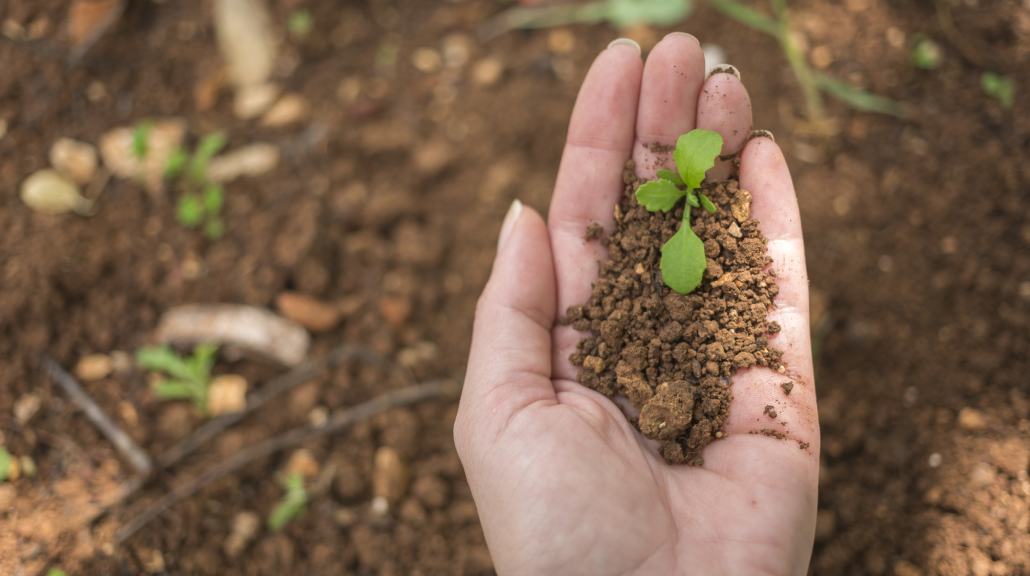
[131,121,153,159]
[486,0,692,37]
[164,132,227,239]
[288,9,313,38]
[0,447,11,482]
[136,344,218,413]
[635,129,722,294]
[981,72,1014,109]
[710,0,905,123]
[268,473,308,531]
[911,36,942,70]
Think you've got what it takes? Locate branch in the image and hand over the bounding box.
[43,355,153,476]
[115,378,460,543]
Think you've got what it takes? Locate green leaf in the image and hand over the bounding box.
[686,192,700,208]
[177,194,204,228]
[287,9,313,38]
[604,0,692,27]
[152,379,200,401]
[911,36,942,70]
[204,217,225,240]
[673,129,723,191]
[0,447,11,482]
[656,168,684,186]
[136,345,197,382]
[708,0,780,37]
[981,72,1014,109]
[164,148,189,180]
[203,183,224,214]
[635,179,685,212]
[186,343,218,381]
[659,216,707,294]
[189,132,228,183]
[268,473,308,531]
[46,569,67,576]
[699,193,717,214]
[814,73,907,118]
[131,122,153,160]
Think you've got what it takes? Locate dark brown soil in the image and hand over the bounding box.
[567,169,782,464]
[1,0,1027,574]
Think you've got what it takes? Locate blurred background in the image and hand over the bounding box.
[0,0,1027,574]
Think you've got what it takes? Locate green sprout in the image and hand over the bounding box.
[268,473,308,531]
[288,9,313,38]
[911,35,942,70]
[0,447,12,482]
[46,570,67,576]
[486,0,692,36]
[136,344,218,413]
[164,132,228,239]
[981,72,1014,109]
[635,129,722,294]
[710,0,905,122]
[131,121,153,159]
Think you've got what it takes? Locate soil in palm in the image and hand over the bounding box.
[566,163,782,465]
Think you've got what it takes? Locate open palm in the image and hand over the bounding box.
[455,34,819,576]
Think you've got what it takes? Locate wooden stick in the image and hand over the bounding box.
[115,379,460,543]
[43,355,154,476]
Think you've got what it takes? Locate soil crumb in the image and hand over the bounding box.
[566,162,782,465]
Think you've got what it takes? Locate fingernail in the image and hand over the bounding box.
[607,37,641,54]
[664,31,700,46]
[748,129,775,142]
[498,199,523,250]
[708,64,741,80]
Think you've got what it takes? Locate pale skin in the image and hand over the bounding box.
[454,33,819,576]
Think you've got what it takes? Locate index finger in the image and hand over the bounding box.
[548,40,643,378]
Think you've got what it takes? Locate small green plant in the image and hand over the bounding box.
[0,447,12,482]
[710,0,905,122]
[46,569,67,576]
[288,9,313,38]
[486,0,692,36]
[911,35,942,70]
[635,129,722,294]
[981,72,1014,109]
[268,473,308,531]
[165,132,227,239]
[136,344,218,413]
[131,121,153,159]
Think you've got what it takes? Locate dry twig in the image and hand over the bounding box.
[43,355,153,476]
[116,378,460,543]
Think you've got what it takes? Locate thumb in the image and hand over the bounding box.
[455,200,557,455]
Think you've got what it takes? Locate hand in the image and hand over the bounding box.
[454,33,819,576]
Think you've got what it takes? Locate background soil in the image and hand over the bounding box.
[1,0,1027,574]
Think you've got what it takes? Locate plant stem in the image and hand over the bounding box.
[772,1,825,123]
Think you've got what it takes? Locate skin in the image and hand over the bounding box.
[454,33,819,576]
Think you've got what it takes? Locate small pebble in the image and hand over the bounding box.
[224,511,260,558]
[285,448,320,479]
[13,394,41,424]
[276,292,341,332]
[49,138,98,184]
[927,452,942,468]
[75,354,113,381]
[233,82,280,119]
[411,48,442,73]
[207,374,248,416]
[261,94,307,127]
[471,57,504,86]
[957,407,987,431]
[372,446,408,515]
[20,169,91,215]
[207,143,279,182]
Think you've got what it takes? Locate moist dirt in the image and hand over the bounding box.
[567,164,782,465]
